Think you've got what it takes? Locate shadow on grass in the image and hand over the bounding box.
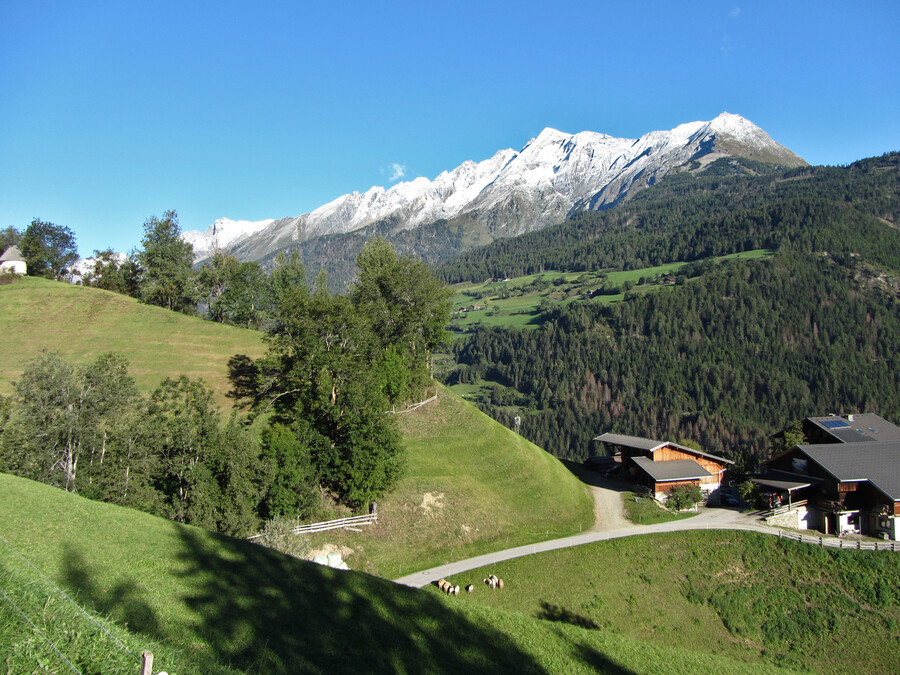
[226,354,259,408]
[173,527,550,673]
[573,642,638,675]
[536,600,599,630]
[61,545,163,640]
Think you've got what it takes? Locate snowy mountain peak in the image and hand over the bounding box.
[182,217,275,259]
[198,114,805,264]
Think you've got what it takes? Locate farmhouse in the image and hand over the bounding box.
[594,432,733,502]
[758,413,900,539]
[0,245,26,275]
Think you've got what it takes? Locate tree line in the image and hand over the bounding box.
[0,239,452,538]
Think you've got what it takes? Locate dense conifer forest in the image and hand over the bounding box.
[442,153,900,464]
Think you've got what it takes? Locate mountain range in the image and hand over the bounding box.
[183,113,806,266]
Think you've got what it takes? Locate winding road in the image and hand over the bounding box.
[394,479,781,588]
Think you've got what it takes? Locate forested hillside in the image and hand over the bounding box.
[437,154,900,283]
[443,153,900,463]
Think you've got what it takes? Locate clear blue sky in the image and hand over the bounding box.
[2,1,898,257]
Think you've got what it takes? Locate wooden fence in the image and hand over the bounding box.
[247,511,378,541]
[777,529,898,552]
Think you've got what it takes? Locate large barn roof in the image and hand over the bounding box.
[594,432,733,465]
[807,413,900,443]
[797,441,900,502]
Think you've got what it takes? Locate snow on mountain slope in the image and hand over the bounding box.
[182,217,275,259]
[196,113,805,263]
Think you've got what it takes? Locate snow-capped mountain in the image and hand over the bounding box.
[188,113,805,263]
[183,217,275,260]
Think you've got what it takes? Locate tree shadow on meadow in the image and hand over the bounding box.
[225,354,260,408]
[173,526,551,673]
[536,600,599,630]
[536,610,639,675]
[61,544,163,640]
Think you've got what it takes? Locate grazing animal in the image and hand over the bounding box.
[497,578,504,590]
[465,584,474,594]
[437,579,449,592]
[453,585,460,595]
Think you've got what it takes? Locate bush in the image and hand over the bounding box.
[666,485,702,511]
[252,516,312,559]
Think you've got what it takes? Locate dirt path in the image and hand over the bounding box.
[587,482,630,532]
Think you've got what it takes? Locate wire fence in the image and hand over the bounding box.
[0,533,146,673]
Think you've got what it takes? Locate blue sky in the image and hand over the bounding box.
[1,1,898,257]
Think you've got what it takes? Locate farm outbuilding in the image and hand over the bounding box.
[593,432,733,502]
[0,245,26,275]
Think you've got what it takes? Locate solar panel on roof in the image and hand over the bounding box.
[822,419,851,429]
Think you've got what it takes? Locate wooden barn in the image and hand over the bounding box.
[594,432,733,502]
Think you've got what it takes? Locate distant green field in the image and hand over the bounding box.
[0,276,265,409]
[1,473,797,674]
[449,250,775,333]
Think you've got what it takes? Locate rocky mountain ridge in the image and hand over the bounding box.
[184,113,806,263]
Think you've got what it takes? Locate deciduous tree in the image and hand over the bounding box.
[19,219,78,279]
[137,210,198,313]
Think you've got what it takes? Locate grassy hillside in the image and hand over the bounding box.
[0,277,265,408]
[0,276,592,576]
[450,530,900,674]
[308,384,594,577]
[1,473,791,674]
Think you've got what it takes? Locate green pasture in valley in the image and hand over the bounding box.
[449,249,775,332]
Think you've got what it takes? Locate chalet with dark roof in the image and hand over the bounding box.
[594,432,733,502]
[761,413,900,539]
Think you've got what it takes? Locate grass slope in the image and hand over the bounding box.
[306,383,594,577]
[449,530,900,674]
[0,277,265,408]
[0,277,592,576]
[1,473,791,674]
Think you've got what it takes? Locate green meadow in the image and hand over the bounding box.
[2,473,800,674]
[449,249,775,332]
[0,276,265,408]
[445,529,900,675]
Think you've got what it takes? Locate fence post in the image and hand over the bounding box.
[857,541,861,549]
[819,537,823,547]
[140,651,153,675]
